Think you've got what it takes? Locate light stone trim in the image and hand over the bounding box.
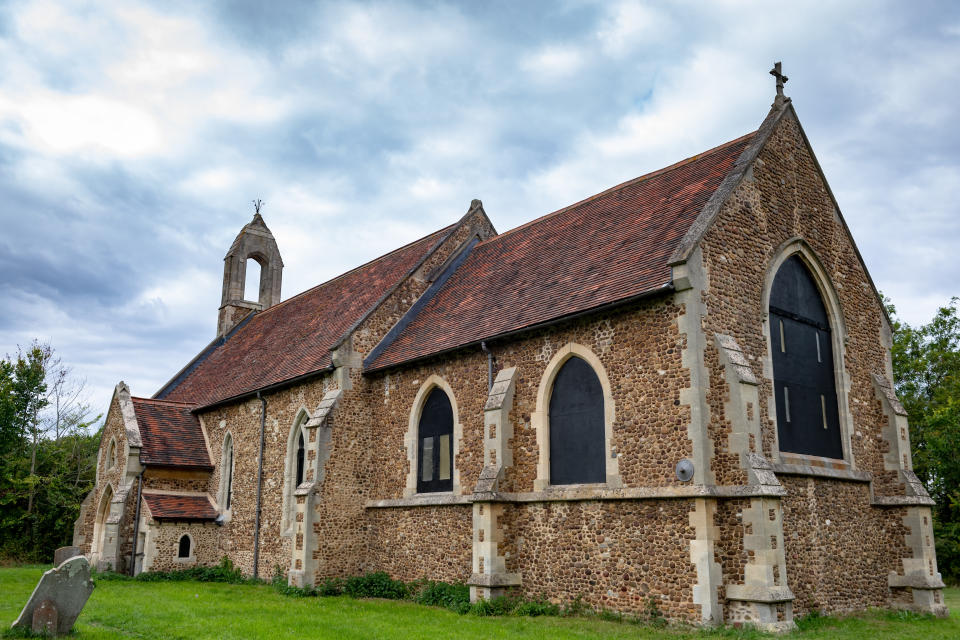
[114,382,142,449]
[715,334,764,481]
[532,343,620,491]
[305,389,342,428]
[689,498,723,624]
[281,407,311,535]
[872,495,935,507]
[216,431,235,521]
[468,502,521,601]
[475,367,518,494]
[672,247,714,485]
[760,238,854,467]
[889,506,948,616]
[872,373,920,487]
[770,462,871,483]
[725,496,795,632]
[365,484,786,509]
[404,375,463,498]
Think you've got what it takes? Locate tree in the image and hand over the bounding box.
[888,297,960,584]
[0,341,100,562]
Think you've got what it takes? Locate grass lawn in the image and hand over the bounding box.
[1,565,957,639]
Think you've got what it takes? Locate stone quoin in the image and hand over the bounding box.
[74,66,947,631]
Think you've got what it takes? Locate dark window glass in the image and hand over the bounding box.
[224,437,233,510]
[178,535,190,558]
[549,356,605,485]
[417,389,454,493]
[295,431,305,487]
[769,256,842,458]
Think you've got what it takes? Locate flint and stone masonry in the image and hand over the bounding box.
[75,77,947,631]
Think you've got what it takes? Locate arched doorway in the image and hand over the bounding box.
[91,484,114,565]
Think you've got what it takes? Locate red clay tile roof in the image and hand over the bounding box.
[366,133,755,371]
[132,397,212,469]
[158,225,454,407]
[143,493,218,521]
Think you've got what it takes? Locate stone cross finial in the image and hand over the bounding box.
[769,62,788,99]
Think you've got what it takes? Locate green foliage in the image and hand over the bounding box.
[888,298,960,584]
[561,594,589,617]
[317,576,346,596]
[128,557,249,585]
[469,594,517,616]
[410,579,470,613]
[0,341,100,563]
[513,595,560,617]
[343,571,408,600]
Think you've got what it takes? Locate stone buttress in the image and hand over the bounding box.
[468,367,521,600]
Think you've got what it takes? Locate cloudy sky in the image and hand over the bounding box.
[2,0,958,415]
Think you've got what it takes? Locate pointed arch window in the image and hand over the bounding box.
[769,255,842,459]
[283,411,310,533]
[549,356,605,485]
[106,438,117,470]
[220,433,234,512]
[417,389,454,493]
[295,431,305,487]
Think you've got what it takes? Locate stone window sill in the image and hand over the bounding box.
[365,484,785,508]
[771,460,871,482]
[366,493,472,508]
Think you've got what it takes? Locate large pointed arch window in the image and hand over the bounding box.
[769,255,842,459]
[549,356,605,485]
[417,389,454,493]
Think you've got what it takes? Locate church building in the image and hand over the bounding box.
[74,68,946,630]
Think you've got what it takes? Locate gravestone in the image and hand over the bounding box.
[11,555,94,635]
[32,600,58,634]
[53,546,81,567]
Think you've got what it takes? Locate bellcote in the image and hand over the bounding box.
[217,212,283,337]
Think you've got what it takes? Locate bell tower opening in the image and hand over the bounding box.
[217,207,284,336]
[244,257,263,304]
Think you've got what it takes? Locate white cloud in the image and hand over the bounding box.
[521,45,586,80]
[596,2,672,57]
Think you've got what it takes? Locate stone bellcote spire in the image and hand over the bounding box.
[217,204,284,336]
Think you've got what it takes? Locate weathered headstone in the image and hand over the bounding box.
[53,546,81,567]
[32,600,58,634]
[11,555,94,635]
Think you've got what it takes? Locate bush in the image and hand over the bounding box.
[133,556,248,584]
[317,577,346,596]
[470,595,516,616]
[561,595,589,617]
[343,572,408,600]
[513,596,559,617]
[412,580,470,613]
[935,519,960,586]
